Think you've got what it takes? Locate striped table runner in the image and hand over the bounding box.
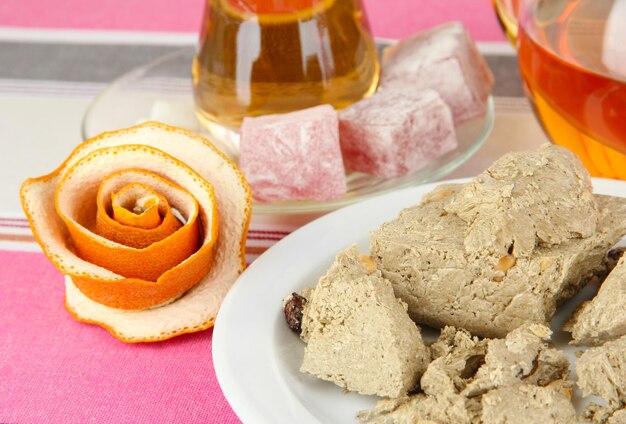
[0,214,296,263]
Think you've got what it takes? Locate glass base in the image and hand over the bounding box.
[82,46,495,214]
[196,113,241,161]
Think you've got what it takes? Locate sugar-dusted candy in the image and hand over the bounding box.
[339,88,457,178]
[239,105,347,201]
[382,22,494,125]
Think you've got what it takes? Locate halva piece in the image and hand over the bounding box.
[371,147,626,337]
[299,245,430,398]
[566,255,626,346]
[609,409,626,424]
[577,335,626,413]
[588,407,626,424]
[445,144,598,258]
[480,384,576,424]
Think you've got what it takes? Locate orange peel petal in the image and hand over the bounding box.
[21,122,251,342]
[95,170,189,249]
[110,184,163,229]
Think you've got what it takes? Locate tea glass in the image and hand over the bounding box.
[495,0,626,179]
[192,0,380,147]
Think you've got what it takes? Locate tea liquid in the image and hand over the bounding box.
[518,0,626,178]
[192,0,380,130]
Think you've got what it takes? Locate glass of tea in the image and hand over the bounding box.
[491,0,521,45]
[192,0,380,145]
[517,0,626,179]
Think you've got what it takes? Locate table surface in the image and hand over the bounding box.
[0,2,549,423]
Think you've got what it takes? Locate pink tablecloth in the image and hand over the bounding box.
[0,0,505,41]
[0,216,295,423]
[0,251,239,423]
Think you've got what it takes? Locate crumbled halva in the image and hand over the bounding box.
[463,324,569,397]
[358,326,486,424]
[577,335,626,422]
[359,324,573,423]
[480,384,576,424]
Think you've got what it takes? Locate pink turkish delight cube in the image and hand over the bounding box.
[239,104,347,202]
[381,22,494,125]
[339,88,457,178]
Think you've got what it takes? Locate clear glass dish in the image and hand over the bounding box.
[82,45,494,215]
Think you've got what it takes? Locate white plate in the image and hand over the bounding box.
[213,177,626,424]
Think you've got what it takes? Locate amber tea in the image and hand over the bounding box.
[518,0,626,179]
[192,0,380,132]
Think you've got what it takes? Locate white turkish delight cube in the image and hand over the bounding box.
[339,88,457,178]
[239,105,347,202]
[382,22,494,125]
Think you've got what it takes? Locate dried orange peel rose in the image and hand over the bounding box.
[20,122,252,343]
